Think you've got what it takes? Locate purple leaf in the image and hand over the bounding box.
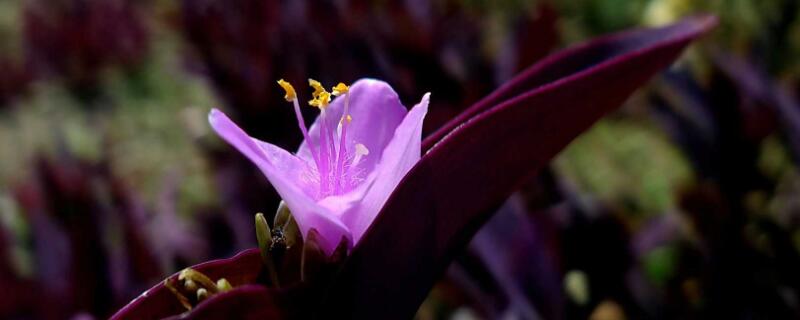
[110,249,263,320]
[322,15,717,319]
[466,195,563,319]
[163,285,283,320]
[712,52,800,165]
[425,15,714,150]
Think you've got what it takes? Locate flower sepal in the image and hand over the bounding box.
[300,228,349,283]
[255,201,349,288]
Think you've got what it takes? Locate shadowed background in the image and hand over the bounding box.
[0,0,799,319]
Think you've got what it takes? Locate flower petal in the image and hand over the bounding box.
[322,15,717,319]
[341,93,430,241]
[297,79,408,175]
[209,109,352,254]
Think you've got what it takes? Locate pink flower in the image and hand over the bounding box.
[209,79,429,254]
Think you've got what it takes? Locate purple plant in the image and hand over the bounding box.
[112,15,717,319]
[23,0,148,93]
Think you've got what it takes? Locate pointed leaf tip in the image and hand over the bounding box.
[324,15,717,319]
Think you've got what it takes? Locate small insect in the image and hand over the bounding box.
[270,227,287,251]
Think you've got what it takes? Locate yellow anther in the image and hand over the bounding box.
[332,82,349,96]
[309,91,331,108]
[346,115,352,123]
[197,288,209,301]
[308,79,331,108]
[308,79,326,98]
[216,278,233,292]
[277,79,296,101]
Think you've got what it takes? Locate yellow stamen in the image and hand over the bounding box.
[309,79,326,98]
[216,278,233,291]
[197,288,209,301]
[277,79,296,101]
[308,79,331,108]
[332,82,349,96]
[309,91,331,108]
[346,115,352,123]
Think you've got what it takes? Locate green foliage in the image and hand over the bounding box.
[555,117,694,215]
[642,245,679,288]
[0,24,221,218]
[99,39,221,216]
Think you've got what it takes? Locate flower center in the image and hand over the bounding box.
[278,79,369,199]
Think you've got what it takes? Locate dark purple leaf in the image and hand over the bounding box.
[446,195,562,319]
[164,285,282,320]
[468,195,564,319]
[23,0,148,93]
[713,52,800,165]
[111,248,263,320]
[425,15,715,150]
[323,15,717,319]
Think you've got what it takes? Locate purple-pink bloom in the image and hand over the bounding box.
[209,79,429,254]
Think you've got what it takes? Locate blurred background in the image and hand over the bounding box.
[0,0,799,319]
